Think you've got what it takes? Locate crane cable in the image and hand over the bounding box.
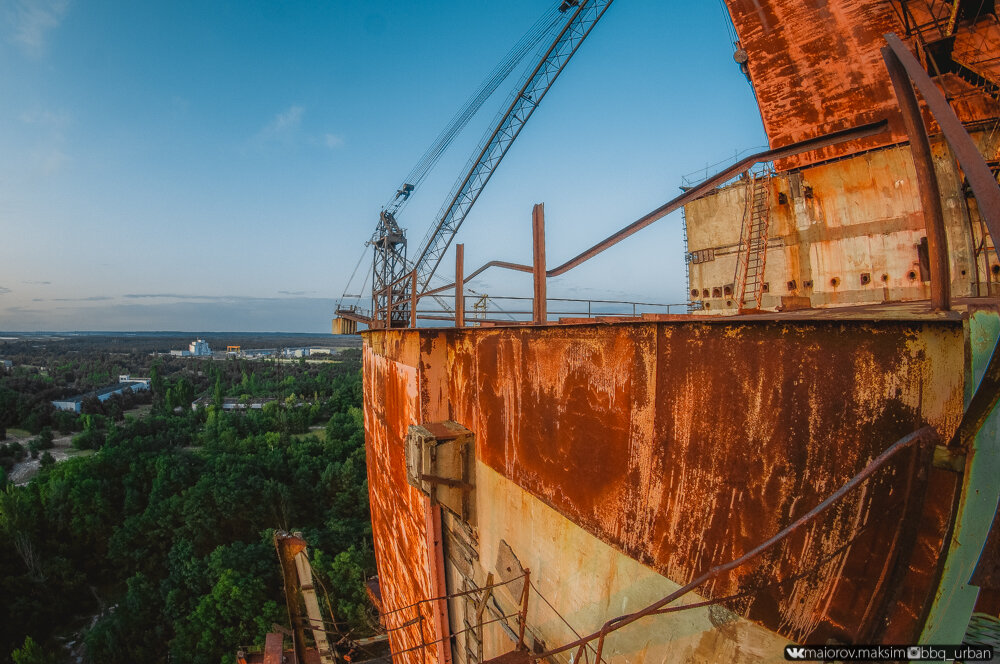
[340,3,565,307]
[386,5,564,215]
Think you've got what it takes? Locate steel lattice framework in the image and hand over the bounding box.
[371,0,614,327]
[371,207,410,328]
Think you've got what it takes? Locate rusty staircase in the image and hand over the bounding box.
[734,173,771,310]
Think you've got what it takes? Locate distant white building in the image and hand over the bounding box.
[171,339,213,357]
[189,339,212,356]
[1,359,11,371]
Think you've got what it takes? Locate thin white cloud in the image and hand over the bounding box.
[323,133,345,149]
[51,296,112,302]
[124,293,222,300]
[30,146,69,175]
[274,105,303,131]
[252,105,306,146]
[260,105,303,136]
[20,109,71,128]
[5,0,71,58]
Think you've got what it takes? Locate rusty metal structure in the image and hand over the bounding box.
[355,1,1000,663]
[688,0,1000,314]
[341,0,614,331]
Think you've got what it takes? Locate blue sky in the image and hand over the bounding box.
[0,0,765,332]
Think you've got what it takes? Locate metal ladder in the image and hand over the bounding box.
[734,173,771,310]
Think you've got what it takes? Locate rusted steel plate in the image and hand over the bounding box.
[725,0,906,169]
[363,345,441,664]
[723,1,997,170]
[370,319,966,644]
[880,467,960,642]
[483,650,532,664]
[262,633,284,664]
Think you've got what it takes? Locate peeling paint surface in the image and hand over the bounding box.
[363,345,441,664]
[687,136,990,313]
[473,463,791,663]
[726,0,906,168]
[723,0,999,170]
[365,318,966,648]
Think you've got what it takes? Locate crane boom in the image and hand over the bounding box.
[411,0,614,299]
[364,0,615,328]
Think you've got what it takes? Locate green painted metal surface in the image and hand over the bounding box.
[921,309,1000,643]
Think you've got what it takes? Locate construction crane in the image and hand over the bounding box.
[337,0,615,330]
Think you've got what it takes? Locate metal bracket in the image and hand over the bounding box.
[933,444,967,473]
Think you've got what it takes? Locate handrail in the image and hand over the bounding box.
[422,261,532,298]
[531,425,939,663]
[547,119,888,277]
[415,119,889,301]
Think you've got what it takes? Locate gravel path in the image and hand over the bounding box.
[8,434,79,485]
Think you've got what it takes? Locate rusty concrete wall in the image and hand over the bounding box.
[363,343,443,664]
[365,316,966,649]
[723,0,1000,170]
[686,137,998,312]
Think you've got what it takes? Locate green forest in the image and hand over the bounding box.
[0,336,374,664]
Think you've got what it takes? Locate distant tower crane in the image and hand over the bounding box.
[341,0,615,329]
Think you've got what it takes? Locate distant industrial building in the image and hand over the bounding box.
[52,375,151,413]
[190,396,277,411]
[171,339,213,357]
[1,359,11,372]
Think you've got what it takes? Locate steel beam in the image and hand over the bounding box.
[884,33,1000,245]
[882,44,951,310]
[455,244,465,329]
[532,204,547,325]
[546,120,889,278]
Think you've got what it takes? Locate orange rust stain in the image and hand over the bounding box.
[363,346,441,664]
[367,319,964,645]
[726,0,906,169]
[723,0,999,170]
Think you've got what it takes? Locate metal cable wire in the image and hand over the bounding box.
[342,5,563,308]
[338,249,370,307]
[388,5,563,215]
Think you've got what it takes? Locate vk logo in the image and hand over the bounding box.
[785,646,807,660]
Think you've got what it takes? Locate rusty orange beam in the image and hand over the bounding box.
[455,244,465,328]
[425,502,452,664]
[883,33,1000,246]
[410,270,418,329]
[421,261,532,298]
[546,120,888,278]
[882,44,950,311]
[262,633,284,664]
[532,204,547,325]
[274,532,309,664]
